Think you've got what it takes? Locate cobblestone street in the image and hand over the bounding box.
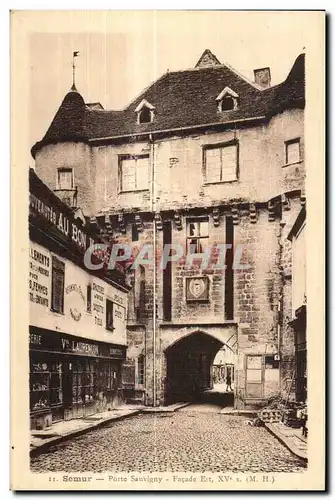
[31,405,306,474]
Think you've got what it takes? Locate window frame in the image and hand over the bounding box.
[245,354,264,399]
[118,154,150,193]
[284,138,301,166]
[203,140,239,185]
[186,217,209,254]
[50,255,65,314]
[106,298,114,331]
[57,167,74,190]
[86,283,92,314]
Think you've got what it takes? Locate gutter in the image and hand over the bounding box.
[149,133,157,407]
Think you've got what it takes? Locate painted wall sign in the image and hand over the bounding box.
[65,284,85,322]
[29,244,51,307]
[92,281,105,327]
[30,192,97,253]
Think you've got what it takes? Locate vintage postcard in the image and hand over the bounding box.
[11,10,325,491]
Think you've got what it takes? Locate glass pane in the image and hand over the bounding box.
[136,157,149,190]
[247,355,262,369]
[246,383,262,398]
[58,169,73,189]
[188,222,197,237]
[286,141,300,164]
[198,238,209,253]
[121,159,136,191]
[246,369,262,382]
[222,145,237,167]
[199,220,209,237]
[206,148,221,182]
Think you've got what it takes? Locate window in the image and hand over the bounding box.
[285,139,300,165]
[119,155,149,192]
[135,99,155,124]
[204,143,238,183]
[138,107,152,124]
[106,299,114,331]
[220,96,235,111]
[138,354,145,385]
[87,283,92,313]
[216,87,239,113]
[187,218,209,253]
[57,168,73,190]
[51,256,65,313]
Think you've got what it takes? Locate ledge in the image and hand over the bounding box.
[159,320,238,328]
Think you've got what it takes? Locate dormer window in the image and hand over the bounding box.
[135,99,155,124]
[216,87,239,113]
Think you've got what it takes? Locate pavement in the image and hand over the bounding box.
[31,403,307,473]
[30,401,307,465]
[30,403,190,455]
[265,421,307,461]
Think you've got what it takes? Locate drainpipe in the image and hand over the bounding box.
[149,133,157,407]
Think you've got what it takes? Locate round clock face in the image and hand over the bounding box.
[189,278,206,299]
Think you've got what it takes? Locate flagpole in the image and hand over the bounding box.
[71,51,79,91]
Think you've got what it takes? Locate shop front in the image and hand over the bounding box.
[29,327,127,429]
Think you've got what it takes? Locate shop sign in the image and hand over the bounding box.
[29,330,126,360]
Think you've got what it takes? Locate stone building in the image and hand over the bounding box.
[31,49,306,409]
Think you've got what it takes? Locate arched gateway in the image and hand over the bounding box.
[163,329,237,405]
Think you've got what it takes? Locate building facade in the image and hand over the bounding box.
[31,49,306,409]
[29,169,130,429]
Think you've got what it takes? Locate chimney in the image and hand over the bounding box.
[254,67,271,88]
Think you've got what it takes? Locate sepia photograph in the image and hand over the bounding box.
[10,10,325,491]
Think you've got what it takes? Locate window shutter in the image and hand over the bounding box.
[221,145,237,181]
[205,148,221,182]
[51,257,65,313]
[136,157,149,190]
[121,159,136,191]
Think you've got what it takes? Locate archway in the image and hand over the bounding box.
[164,331,229,405]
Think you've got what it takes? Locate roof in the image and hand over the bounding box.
[31,52,305,158]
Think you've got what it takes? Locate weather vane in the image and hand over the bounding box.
[71,51,79,91]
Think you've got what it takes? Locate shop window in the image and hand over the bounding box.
[51,256,65,314]
[30,358,63,415]
[204,142,238,183]
[285,138,300,165]
[246,355,263,398]
[138,354,145,385]
[106,299,114,331]
[119,155,149,192]
[187,218,209,253]
[87,283,92,313]
[57,167,73,190]
[71,360,95,405]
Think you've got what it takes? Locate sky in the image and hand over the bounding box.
[28,11,312,166]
